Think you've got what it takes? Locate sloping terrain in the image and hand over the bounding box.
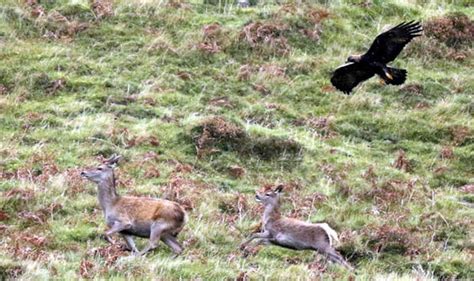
[0,0,473,279]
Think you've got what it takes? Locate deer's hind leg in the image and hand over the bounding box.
[121,234,139,253]
[314,242,353,270]
[161,234,183,255]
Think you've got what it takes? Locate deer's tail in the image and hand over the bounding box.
[316,223,339,246]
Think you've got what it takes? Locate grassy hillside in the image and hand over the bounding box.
[0,0,473,279]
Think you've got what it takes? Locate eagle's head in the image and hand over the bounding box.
[347,54,362,63]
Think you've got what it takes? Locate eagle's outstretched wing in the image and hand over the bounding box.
[364,21,422,63]
[330,63,375,94]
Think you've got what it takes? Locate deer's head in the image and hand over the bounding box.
[81,155,121,184]
[255,185,283,207]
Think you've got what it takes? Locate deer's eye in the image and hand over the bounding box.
[265,193,271,196]
[97,167,103,171]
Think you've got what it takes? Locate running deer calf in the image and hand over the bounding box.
[241,185,353,269]
[81,155,186,256]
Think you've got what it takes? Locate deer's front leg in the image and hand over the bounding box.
[121,234,139,253]
[103,221,132,244]
[240,230,271,250]
[253,238,273,246]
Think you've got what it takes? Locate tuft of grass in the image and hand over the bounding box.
[190,116,302,160]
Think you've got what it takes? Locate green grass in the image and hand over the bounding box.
[0,0,473,280]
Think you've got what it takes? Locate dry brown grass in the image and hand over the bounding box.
[293,116,337,139]
[406,12,473,63]
[449,125,471,146]
[197,23,230,54]
[240,22,290,56]
[392,150,412,172]
[424,13,474,49]
[192,117,247,157]
[399,84,424,96]
[364,224,420,256]
[91,0,114,19]
[228,165,246,178]
[22,2,90,40]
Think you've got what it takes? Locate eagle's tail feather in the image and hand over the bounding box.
[384,67,407,85]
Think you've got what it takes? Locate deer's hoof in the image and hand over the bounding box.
[133,251,143,257]
[101,234,114,243]
[119,244,132,252]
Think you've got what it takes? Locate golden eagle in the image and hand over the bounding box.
[331,21,422,94]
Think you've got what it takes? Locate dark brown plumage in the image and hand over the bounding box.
[331,21,422,94]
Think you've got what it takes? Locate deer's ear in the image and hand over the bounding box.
[105,154,122,168]
[275,184,284,193]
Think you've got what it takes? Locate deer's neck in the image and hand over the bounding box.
[263,203,281,225]
[97,176,119,212]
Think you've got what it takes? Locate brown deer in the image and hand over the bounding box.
[81,155,186,256]
[240,185,353,270]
